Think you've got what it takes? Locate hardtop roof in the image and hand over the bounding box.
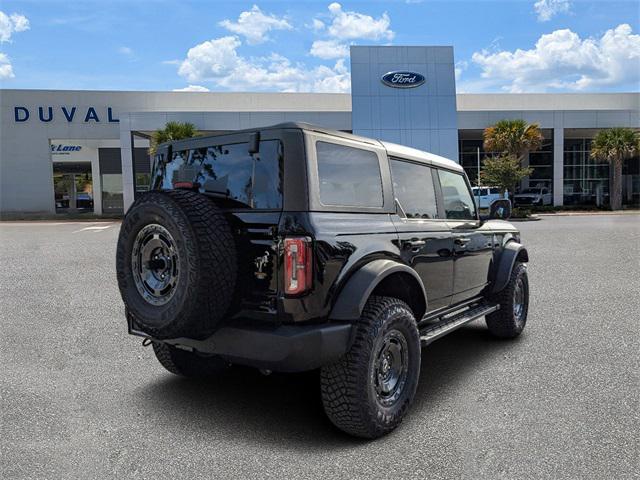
[164,122,462,171]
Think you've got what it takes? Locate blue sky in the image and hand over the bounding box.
[0,0,638,93]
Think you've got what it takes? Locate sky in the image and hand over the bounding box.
[0,0,638,93]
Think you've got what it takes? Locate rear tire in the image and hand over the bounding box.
[152,342,229,377]
[486,261,529,338]
[320,296,421,439]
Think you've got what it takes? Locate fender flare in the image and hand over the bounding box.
[492,241,529,294]
[329,259,427,321]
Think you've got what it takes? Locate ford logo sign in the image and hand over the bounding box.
[381,71,425,89]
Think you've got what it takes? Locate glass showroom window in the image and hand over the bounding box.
[528,132,553,192]
[564,138,609,206]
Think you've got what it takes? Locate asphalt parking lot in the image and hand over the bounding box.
[1,215,638,479]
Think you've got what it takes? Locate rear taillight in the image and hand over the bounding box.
[284,237,313,295]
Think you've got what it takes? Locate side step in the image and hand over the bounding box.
[419,302,499,345]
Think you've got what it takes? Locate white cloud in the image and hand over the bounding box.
[118,46,134,56]
[311,18,325,32]
[471,24,640,92]
[533,0,571,22]
[0,11,29,43]
[177,35,350,93]
[0,52,14,79]
[310,39,349,59]
[324,3,393,41]
[173,85,210,92]
[219,5,292,45]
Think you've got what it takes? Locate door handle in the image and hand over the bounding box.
[454,237,471,246]
[404,239,426,250]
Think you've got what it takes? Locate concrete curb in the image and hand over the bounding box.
[536,211,640,217]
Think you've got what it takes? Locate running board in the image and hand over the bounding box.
[419,303,499,345]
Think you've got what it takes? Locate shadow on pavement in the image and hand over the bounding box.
[134,322,513,449]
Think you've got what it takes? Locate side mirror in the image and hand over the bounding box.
[489,199,512,220]
[248,132,260,155]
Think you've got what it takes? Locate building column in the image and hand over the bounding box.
[120,116,135,213]
[91,149,103,215]
[553,127,564,206]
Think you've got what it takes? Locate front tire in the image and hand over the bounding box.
[486,261,529,338]
[152,342,229,377]
[320,296,421,439]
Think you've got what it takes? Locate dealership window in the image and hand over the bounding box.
[459,129,554,194]
[563,137,610,206]
[53,162,94,213]
[316,141,383,207]
[528,134,553,190]
[99,148,124,214]
[134,148,152,194]
[390,159,439,219]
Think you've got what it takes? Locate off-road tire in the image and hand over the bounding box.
[320,296,421,439]
[486,261,529,338]
[152,342,229,377]
[116,190,237,339]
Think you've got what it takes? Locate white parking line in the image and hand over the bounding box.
[72,224,115,233]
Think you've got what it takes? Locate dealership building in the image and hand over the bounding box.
[1,45,638,216]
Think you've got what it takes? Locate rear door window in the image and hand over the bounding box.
[437,170,477,220]
[316,141,383,207]
[389,159,439,219]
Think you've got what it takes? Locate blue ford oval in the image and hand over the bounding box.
[381,71,426,88]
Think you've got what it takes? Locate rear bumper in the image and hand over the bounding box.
[131,321,354,373]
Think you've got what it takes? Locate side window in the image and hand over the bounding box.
[389,159,439,219]
[437,170,477,220]
[490,187,500,195]
[316,141,383,207]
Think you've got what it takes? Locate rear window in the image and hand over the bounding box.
[316,141,383,207]
[160,140,283,209]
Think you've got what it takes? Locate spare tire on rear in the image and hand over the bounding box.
[116,190,237,339]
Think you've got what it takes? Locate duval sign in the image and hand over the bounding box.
[381,71,426,88]
[14,106,119,123]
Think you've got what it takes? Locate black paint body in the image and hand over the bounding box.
[143,123,526,371]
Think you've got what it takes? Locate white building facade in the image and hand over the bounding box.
[1,46,638,216]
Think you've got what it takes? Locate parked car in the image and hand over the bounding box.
[116,123,530,439]
[514,187,552,206]
[76,192,94,209]
[472,186,505,209]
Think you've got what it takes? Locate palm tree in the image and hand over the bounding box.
[149,121,199,155]
[483,119,544,163]
[590,127,640,210]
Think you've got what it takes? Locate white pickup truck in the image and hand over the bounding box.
[472,186,505,209]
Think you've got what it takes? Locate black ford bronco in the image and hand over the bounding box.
[116,122,529,439]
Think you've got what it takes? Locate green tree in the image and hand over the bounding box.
[483,119,544,163]
[149,121,199,155]
[590,127,640,210]
[480,155,533,198]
